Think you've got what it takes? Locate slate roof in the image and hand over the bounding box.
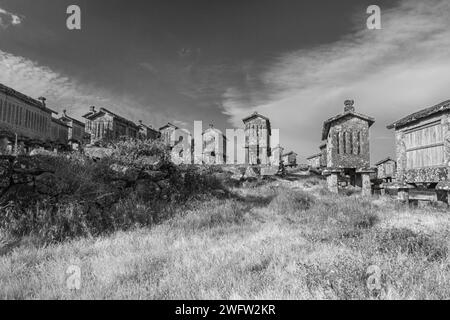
[375,157,395,166]
[306,153,321,160]
[82,107,139,128]
[159,122,179,131]
[386,100,450,130]
[0,82,57,114]
[322,110,375,141]
[242,112,270,123]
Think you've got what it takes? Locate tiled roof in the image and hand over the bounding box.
[387,100,450,130]
[0,83,56,114]
[83,107,139,128]
[306,153,321,160]
[375,157,395,166]
[242,112,270,123]
[321,111,375,141]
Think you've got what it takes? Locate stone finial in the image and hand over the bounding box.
[209,123,214,129]
[344,100,355,113]
[63,109,67,116]
[90,106,96,112]
[38,97,47,106]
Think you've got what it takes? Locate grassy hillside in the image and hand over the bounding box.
[1,171,449,299]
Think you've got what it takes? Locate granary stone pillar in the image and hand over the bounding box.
[323,169,340,194]
[361,173,371,196]
[397,187,410,203]
[357,169,375,197]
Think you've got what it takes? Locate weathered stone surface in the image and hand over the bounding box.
[404,167,448,184]
[260,166,278,176]
[327,173,339,194]
[109,164,140,182]
[243,166,259,179]
[361,173,372,196]
[141,170,167,181]
[29,149,56,157]
[84,147,114,159]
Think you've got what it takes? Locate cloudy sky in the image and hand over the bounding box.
[1,0,449,162]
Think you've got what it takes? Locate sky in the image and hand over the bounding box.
[1,0,450,163]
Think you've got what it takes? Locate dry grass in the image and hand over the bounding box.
[0,173,449,300]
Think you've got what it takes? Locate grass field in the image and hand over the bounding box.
[1,172,449,299]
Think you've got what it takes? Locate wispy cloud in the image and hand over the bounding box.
[0,6,23,28]
[0,50,159,125]
[221,0,450,161]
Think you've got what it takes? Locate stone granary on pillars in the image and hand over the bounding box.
[322,100,375,195]
[138,121,161,141]
[159,122,178,147]
[387,100,450,204]
[282,151,298,167]
[306,153,321,169]
[0,83,62,154]
[243,112,271,165]
[59,110,86,150]
[375,157,396,182]
[82,106,140,144]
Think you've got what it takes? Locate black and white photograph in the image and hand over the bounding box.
[1,0,450,306]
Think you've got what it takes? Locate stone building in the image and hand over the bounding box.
[387,100,450,203]
[322,100,375,195]
[138,121,160,140]
[283,151,298,167]
[50,117,69,150]
[319,142,327,167]
[243,112,271,165]
[375,157,396,182]
[59,109,86,150]
[306,153,321,169]
[0,83,59,154]
[82,106,139,144]
[159,123,178,147]
[202,124,226,164]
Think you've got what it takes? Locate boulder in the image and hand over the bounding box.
[141,170,167,181]
[109,164,140,182]
[243,166,259,179]
[84,147,114,159]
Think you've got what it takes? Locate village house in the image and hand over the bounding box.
[322,100,375,195]
[0,83,60,154]
[82,106,140,144]
[243,112,271,165]
[387,100,450,203]
[282,151,298,167]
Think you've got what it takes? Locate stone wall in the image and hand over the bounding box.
[326,116,370,169]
